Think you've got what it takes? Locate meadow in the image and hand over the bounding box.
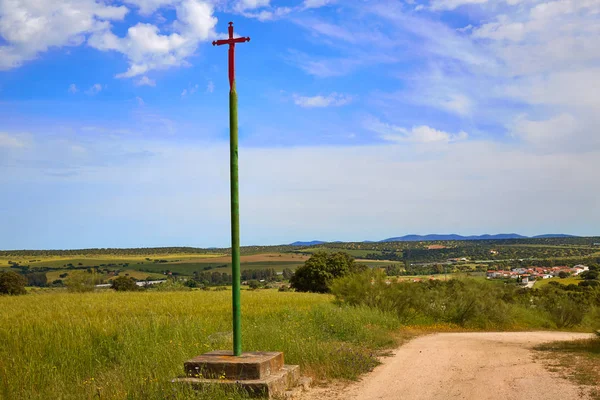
[0,289,404,400]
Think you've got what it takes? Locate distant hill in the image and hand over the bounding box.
[290,234,578,246]
[532,234,578,239]
[380,234,528,242]
[290,240,327,246]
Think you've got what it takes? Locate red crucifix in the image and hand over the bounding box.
[212,22,250,90]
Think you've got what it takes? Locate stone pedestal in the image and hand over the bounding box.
[174,351,307,398]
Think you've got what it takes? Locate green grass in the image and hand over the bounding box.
[0,290,405,400]
[534,276,583,288]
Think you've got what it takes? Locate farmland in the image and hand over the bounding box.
[2,236,600,287]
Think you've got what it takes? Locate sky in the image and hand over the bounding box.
[1,0,599,249]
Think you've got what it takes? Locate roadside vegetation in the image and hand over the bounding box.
[535,332,600,399]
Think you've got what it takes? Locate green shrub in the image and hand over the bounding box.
[66,273,98,293]
[0,270,27,295]
[111,276,138,292]
[290,252,367,293]
[536,286,591,328]
[333,273,512,328]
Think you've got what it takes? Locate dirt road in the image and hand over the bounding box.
[301,331,594,400]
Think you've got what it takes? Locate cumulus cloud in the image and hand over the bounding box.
[181,83,199,96]
[85,83,103,95]
[233,0,271,12]
[429,0,490,11]
[303,0,334,9]
[123,0,180,15]
[68,84,78,94]
[0,0,128,70]
[88,0,217,78]
[206,80,215,93]
[135,76,156,87]
[293,93,353,108]
[366,118,468,144]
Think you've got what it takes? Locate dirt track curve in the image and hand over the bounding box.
[300,331,594,400]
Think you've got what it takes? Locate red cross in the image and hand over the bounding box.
[212,22,250,90]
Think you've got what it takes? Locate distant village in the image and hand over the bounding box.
[486,265,589,284]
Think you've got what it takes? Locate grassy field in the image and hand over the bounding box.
[0,290,405,400]
[0,252,308,285]
[534,276,584,288]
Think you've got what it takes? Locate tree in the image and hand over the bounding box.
[0,270,27,295]
[558,271,570,279]
[282,268,294,280]
[290,252,367,293]
[26,272,48,287]
[581,270,599,280]
[111,276,138,291]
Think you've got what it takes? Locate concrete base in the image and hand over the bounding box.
[175,351,309,398]
[174,364,301,398]
[184,351,284,380]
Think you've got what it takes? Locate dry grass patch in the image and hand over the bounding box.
[535,337,600,399]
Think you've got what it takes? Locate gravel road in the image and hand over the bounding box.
[300,331,594,400]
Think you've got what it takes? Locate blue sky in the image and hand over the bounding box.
[1,0,599,249]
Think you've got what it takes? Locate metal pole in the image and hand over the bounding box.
[230,81,242,356]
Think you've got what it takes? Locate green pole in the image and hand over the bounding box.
[230,82,242,356]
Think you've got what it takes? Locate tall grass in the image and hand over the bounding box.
[0,290,403,400]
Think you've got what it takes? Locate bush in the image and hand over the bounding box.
[332,273,513,328]
[66,273,98,293]
[558,271,570,279]
[248,280,261,290]
[290,252,367,293]
[582,270,599,280]
[537,286,591,328]
[148,280,190,292]
[0,270,27,295]
[25,272,48,287]
[111,276,138,292]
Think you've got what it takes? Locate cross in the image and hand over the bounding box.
[212,21,250,357]
[213,22,250,90]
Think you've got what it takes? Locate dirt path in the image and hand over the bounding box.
[300,331,594,400]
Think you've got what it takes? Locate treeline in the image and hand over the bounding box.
[364,246,600,263]
[185,268,293,287]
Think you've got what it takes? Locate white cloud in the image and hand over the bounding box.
[366,118,468,144]
[181,83,199,96]
[88,0,217,78]
[136,96,145,106]
[302,0,334,9]
[135,76,156,87]
[85,83,103,95]
[206,80,215,93]
[233,0,270,12]
[429,0,490,11]
[68,84,78,94]
[0,133,27,148]
[123,0,179,16]
[293,93,353,108]
[0,0,128,70]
